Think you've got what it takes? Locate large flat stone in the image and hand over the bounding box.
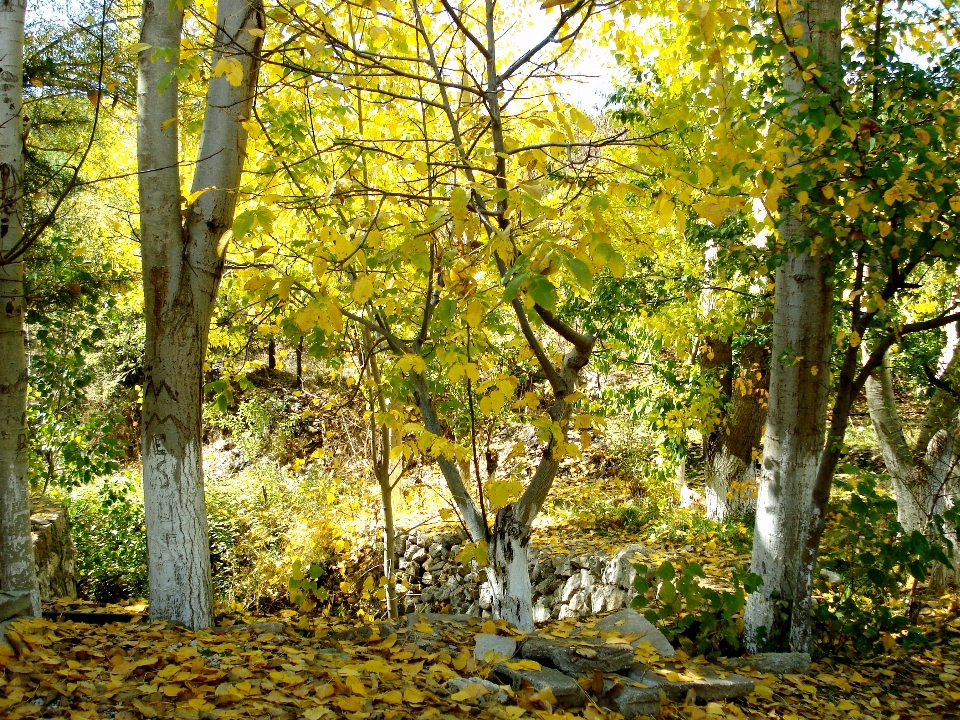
[520,635,634,676]
[492,663,587,708]
[724,652,811,675]
[600,677,661,719]
[474,633,517,663]
[594,609,676,658]
[620,662,754,701]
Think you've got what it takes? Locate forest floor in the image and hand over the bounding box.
[8,405,960,719]
[1,592,958,720]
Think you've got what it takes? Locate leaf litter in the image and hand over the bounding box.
[2,592,958,720]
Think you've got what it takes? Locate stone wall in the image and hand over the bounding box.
[31,497,78,601]
[396,529,649,623]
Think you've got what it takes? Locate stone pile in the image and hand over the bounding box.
[395,529,651,623]
[401,610,757,719]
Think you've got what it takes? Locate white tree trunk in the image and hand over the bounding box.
[0,0,38,618]
[744,249,833,651]
[488,506,534,632]
[138,0,263,628]
[743,0,840,653]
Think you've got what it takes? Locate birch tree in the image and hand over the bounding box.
[137,0,263,628]
[0,0,38,618]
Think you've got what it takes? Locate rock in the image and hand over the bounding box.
[31,497,77,601]
[532,599,552,625]
[725,652,811,675]
[492,663,587,708]
[474,633,517,662]
[594,609,676,658]
[601,544,650,591]
[560,574,582,603]
[620,663,755,701]
[552,555,574,577]
[446,677,509,706]
[0,592,32,623]
[600,677,661,719]
[520,636,634,675]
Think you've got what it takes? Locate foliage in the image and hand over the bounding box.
[631,559,762,658]
[812,472,960,657]
[69,476,148,603]
[205,390,298,463]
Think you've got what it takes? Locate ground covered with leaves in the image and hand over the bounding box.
[2,593,959,720]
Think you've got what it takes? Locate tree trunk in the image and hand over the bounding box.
[865,350,930,531]
[0,0,38,618]
[743,0,840,653]
[704,341,769,521]
[487,505,533,631]
[744,250,834,651]
[138,0,263,629]
[268,338,276,371]
[866,332,960,590]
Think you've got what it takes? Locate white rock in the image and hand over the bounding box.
[595,608,675,658]
[474,633,518,662]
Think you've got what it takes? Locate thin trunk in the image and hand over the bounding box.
[267,338,276,371]
[865,350,928,531]
[364,327,398,619]
[138,0,263,629]
[296,337,303,389]
[0,0,38,618]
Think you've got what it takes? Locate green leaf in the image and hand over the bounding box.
[564,256,592,289]
[528,274,557,311]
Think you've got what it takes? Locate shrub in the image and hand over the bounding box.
[811,471,959,656]
[69,476,148,603]
[631,560,762,658]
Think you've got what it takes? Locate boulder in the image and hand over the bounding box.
[492,663,587,708]
[474,633,518,663]
[520,636,634,676]
[594,609,676,658]
[620,663,755,701]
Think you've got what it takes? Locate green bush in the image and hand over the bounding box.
[631,560,762,658]
[69,462,369,610]
[206,391,298,462]
[69,477,148,603]
[811,471,959,656]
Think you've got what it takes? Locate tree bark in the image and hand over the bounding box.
[744,251,833,652]
[865,334,960,590]
[743,0,841,653]
[0,0,38,618]
[704,341,769,521]
[138,0,263,628]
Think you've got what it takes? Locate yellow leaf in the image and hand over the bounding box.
[346,676,367,695]
[481,620,497,634]
[505,660,541,671]
[486,479,523,510]
[697,165,713,187]
[466,299,484,328]
[849,331,861,348]
[334,696,365,712]
[403,687,426,703]
[379,690,403,703]
[694,201,725,226]
[352,276,374,304]
[753,684,774,699]
[212,57,244,86]
[161,117,177,131]
[837,699,857,711]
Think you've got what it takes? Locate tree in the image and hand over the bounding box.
[137,0,263,628]
[237,0,640,630]
[0,0,38,617]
